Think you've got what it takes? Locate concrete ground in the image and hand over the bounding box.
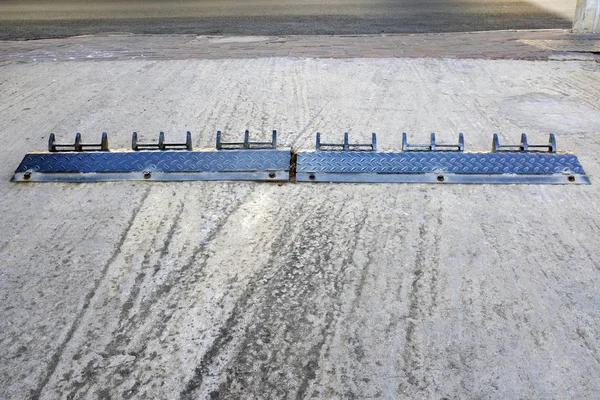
[0,0,576,40]
[1,35,600,399]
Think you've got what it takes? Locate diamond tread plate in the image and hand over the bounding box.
[296,151,586,175]
[15,150,290,173]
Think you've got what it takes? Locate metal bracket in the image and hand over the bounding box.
[48,132,109,152]
[216,130,277,150]
[132,132,192,151]
[402,133,464,152]
[492,133,556,153]
[316,132,376,151]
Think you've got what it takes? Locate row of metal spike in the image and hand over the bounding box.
[48,130,276,152]
[47,131,558,153]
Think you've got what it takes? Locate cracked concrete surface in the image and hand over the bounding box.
[1,56,600,399]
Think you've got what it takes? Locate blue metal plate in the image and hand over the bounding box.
[12,150,290,182]
[296,151,590,184]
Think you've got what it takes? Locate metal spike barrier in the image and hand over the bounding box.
[13,131,289,182]
[296,133,589,184]
[12,131,589,184]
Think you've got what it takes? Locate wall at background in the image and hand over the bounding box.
[574,0,600,32]
[527,0,577,20]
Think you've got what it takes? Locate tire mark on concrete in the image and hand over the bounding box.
[30,186,151,400]
[402,222,427,389]
[207,197,369,399]
[62,197,186,398]
[576,328,600,365]
[399,195,442,394]
[63,186,254,397]
[113,201,186,340]
[63,197,187,399]
[297,208,370,400]
[429,207,442,317]
[290,100,331,148]
[179,196,309,398]
[350,247,374,315]
[209,218,324,398]
[178,282,266,399]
